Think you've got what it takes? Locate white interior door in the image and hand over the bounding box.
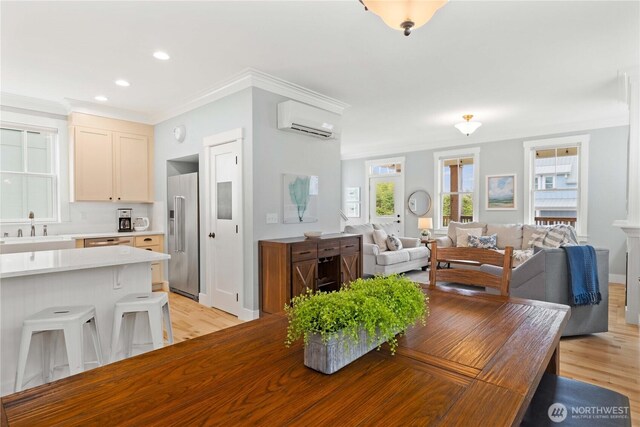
[369,176,403,234]
[204,139,242,316]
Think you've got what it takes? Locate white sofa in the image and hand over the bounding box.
[344,223,429,276]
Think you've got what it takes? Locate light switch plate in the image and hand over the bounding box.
[266,213,278,224]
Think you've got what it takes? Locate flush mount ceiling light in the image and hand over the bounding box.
[94,95,108,102]
[153,51,170,60]
[454,114,482,136]
[358,0,448,36]
[115,79,130,87]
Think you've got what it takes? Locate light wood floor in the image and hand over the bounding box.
[166,292,243,342]
[165,284,639,424]
[560,284,639,426]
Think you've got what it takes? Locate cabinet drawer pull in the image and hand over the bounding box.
[344,245,355,248]
[144,238,152,241]
[299,251,311,255]
[324,248,334,251]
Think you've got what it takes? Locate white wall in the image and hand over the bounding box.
[0,108,150,236]
[153,88,254,312]
[342,126,629,275]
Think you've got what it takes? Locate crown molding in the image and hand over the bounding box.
[64,98,154,124]
[3,69,349,126]
[0,92,69,116]
[150,68,350,124]
[340,114,629,160]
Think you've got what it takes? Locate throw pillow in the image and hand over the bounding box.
[528,229,548,248]
[468,234,498,249]
[447,221,488,246]
[386,235,403,251]
[372,229,388,252]
[455,227,483,247]
[543,224,579,248]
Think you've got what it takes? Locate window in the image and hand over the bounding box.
[433,148,480,230]
[544,176,554,189]
[524,136,589,238]
[1,124,58,222]
[365,157,404,226]
[369,162,402,176]
[375,181,395,216]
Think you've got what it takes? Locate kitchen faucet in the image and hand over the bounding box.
[17,229,22,237]
[29,211,35,237]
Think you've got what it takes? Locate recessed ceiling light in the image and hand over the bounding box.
[115,79,130,87]
[153,51,170,60]
[94,95,108,102]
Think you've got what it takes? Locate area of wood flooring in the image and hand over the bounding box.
[560,284,639,426]
[166,291,243,342]
[165,284,639,424]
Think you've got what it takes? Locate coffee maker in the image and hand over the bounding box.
[117,208,133,232]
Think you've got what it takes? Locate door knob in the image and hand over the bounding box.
[208,232,216,238]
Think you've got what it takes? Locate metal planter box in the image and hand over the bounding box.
[304,328,386,374]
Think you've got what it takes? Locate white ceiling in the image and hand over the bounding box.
[1,1,638,158]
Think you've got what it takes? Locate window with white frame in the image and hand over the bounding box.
[1,124,58,222]
[433,148,480,230]
[523,135,589,238]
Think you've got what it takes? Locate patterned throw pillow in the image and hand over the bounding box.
[468,234,498,249]
[543,224,579,248]
[455,227,483,248]
[386,235,403,251]
[528,229,548,248]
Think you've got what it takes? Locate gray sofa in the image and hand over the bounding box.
[344,223,429,276]
[435,221,609,337]
[482,248,609,336]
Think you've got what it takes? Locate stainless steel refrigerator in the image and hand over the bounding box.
[168,172,199,300]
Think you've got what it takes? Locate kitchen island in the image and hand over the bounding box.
[0,246,170,396]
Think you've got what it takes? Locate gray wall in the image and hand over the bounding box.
[342,126,629,275]
[154,87,343,313]
[251,88,342,302]
[154,88,254,311]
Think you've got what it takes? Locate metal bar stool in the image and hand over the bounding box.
[109,292,173,362]
[15,305,103,392]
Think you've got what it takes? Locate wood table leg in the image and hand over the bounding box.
[546,344,560,375]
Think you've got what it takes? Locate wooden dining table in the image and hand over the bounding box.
[1,286,570,426]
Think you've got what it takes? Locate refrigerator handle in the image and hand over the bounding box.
[177,196,186,252]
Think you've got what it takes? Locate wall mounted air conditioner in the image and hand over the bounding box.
[277,100,341,140]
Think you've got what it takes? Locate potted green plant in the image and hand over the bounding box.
[285,274,429,374]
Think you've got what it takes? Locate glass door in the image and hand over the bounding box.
[369,175,402,234]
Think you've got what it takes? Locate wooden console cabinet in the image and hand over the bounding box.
[259,233,363,314]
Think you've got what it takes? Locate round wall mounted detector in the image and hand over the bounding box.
[173,125,186,143]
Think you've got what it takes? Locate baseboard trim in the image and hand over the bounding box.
[609,274,626,285]
[239,308,259,321]
[198,292,211,307]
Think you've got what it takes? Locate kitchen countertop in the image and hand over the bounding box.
[0,246,170,279]
[67,230,165,239]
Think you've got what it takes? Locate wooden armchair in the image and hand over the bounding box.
[428,242,514,296]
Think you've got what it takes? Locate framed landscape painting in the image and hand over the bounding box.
[486,174,517,210]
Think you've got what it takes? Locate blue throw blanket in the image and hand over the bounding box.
[563,245,601,306]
